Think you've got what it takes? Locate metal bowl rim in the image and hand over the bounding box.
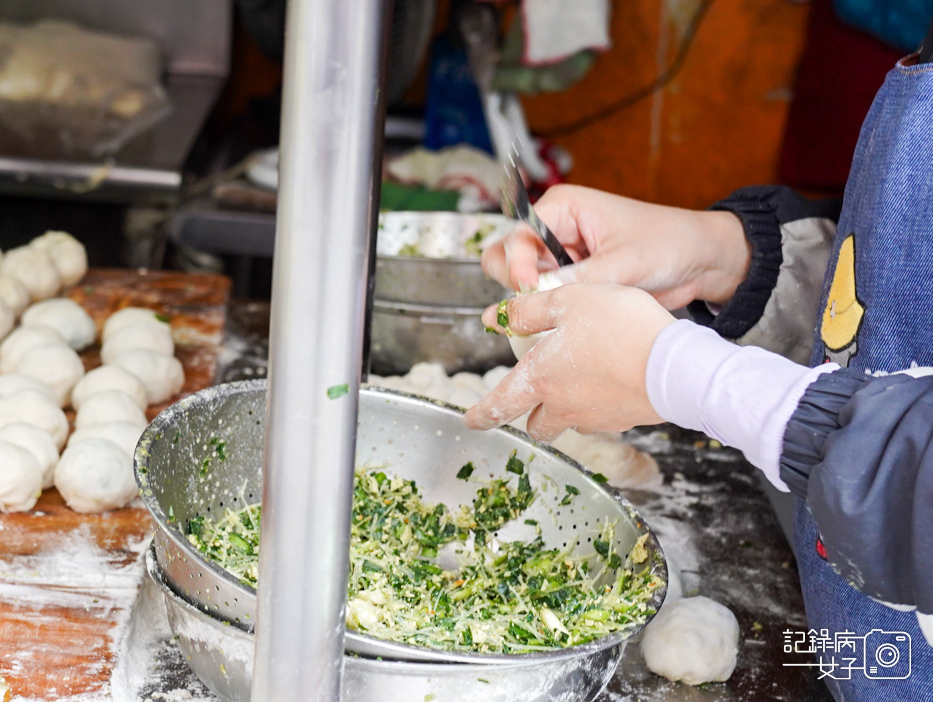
[135,382,667,665]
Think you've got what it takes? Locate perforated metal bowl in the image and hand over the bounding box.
[135,380,666,665]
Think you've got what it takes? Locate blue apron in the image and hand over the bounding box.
[801,54,933,701]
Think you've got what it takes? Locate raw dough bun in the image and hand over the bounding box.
[67,421,144,460]
[21,298,96,350]
[507,272,564,361]
[0,389,69,449]
[102,307,169,344]
[54,438,137,513]
[71,365,148,411]
[0,325,67,374]
[550,431,663,491]
[0,299,14,341]
[100,320,174,364]
[15,343,85,408]
[0,439,42,512]
[0,423,59,489]
[110,349,184,405]
[640,596,739,686]
[404,362,448,392]
[0,276,30,316]
[0,246,61,302]
[29,231,88,287]
[75,390,148,430]
[0,373,57,403]
[447,386,483,409]
[450,372,490,397]
[482,365,511,391]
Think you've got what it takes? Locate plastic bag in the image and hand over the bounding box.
[0,20,172,159]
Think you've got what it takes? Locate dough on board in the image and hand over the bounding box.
[21,298,96,350]
[102,307,169,344]
[75,390,148,430]
[0,300,13,341]
[54,438,138,513]
[0,389,69,449]
[109,348,184,405]
[0,373,57,403]
[68,421,144,461]
[0,276,30,317]
[0,439,42,513]
[100,320,174,364]
[0,422,59,489]
[0,246,61,302]
[71,365,148,411]
[0,325,67,374]
[29,231,88,287]
[15,343,85,408]
[640,596,740,686]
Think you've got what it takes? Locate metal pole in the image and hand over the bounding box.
[253,0,390,699]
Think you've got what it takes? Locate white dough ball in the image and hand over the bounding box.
[507,273,564,361]
[75,391,148,430]
[482,365,511,391]
[110,349,184,405]
[0,276,30,317]
[54,438,137,513]
[0,373,56,403]
[21,298,96,350]
[30,231,88,287]
[0,325,67,374]
[71,365,148,411]
[67,421,144,460]
[103,307,169,344]
[0,439,42,512]
[100,321,174,364]
[0,246,61,302]
[371,375,409,392]
[15,343,85,408]
[0,423,59,489]
[404,362,448,391]
[450,372,490,397]
[0,299,14,341]
[640,596,740,686]
[0,389,69,449]
[447,387,483,409]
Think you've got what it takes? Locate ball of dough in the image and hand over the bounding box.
[450,372,490,397]
[54,438,137,513]
[0,276,30,317]
[404,362,448,392]
[110,349,184,405]
[75,390,148,430]
[0,246,61,302]
[21,298,96,350]
[640,596,739,686]
[29,231,88,287]
[67,421,144,461]
[71,365,148,411]
[0,325,67,374]
[0,439,42,512]
[0,373,56,403]
[447,386,483,409]
[103,307,169,344]
[0,389,69,449]
[482,366,511,391]
[15,343,85,408]
[100,321,174,364]
[0,423,59,489]
[0,299,14,341]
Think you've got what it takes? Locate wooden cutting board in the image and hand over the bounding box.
[0,269,230,701]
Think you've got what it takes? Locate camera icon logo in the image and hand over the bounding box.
[863,629,912,679]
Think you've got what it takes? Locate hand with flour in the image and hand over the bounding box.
[464,284,675,441]
[482,184,751,309]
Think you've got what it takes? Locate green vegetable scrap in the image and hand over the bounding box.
[187,455,662,655]
[456,462,475,480]
[496,300,510,331]
[327,384,350,399]
[559,484,580,506]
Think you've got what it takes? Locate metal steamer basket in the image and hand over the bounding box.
[372,212,515,375]
[135,381,667,694]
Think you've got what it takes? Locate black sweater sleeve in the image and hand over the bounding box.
[781,369,933,613]
[689,186,842,339]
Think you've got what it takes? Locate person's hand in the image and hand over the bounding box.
[464,283,676,440]
[483,184,751,309]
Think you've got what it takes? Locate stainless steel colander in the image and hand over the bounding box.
[135,380,666,665]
